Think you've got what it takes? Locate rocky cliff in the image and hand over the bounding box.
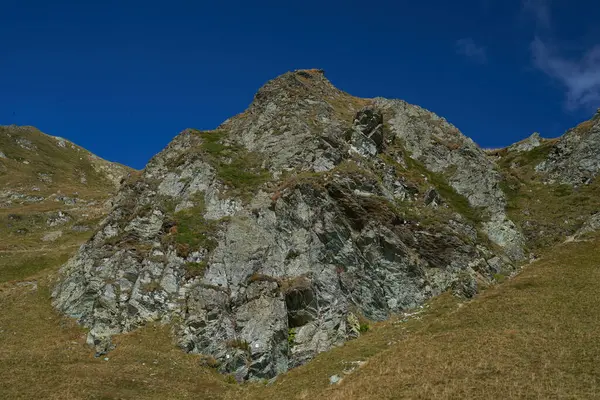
[52,69,527,381]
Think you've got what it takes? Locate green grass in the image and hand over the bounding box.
[0,251,72,283]
[189,130,271,200]
[403,155,483,224]
[183,261,208,279]
[172,210,219,256]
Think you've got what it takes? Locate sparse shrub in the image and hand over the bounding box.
[279,275,311,294]
[248,273,279,284]
[226,338,250,353]
[184,261,207,279]
[170,195,220,257]
[198,355,219,369]
[288,328,296,346]
[493,273,507,283]
[358,323,370,333]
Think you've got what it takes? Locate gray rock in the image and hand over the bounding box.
[374,97,526,261]
[536,111,600,185]
[574,212,600,239]
[53,70,522,382]
[346,108,385,157]
[42,231,63,242]
[508,132,542,153]
[47,211,71,227]
[16,137,35,150]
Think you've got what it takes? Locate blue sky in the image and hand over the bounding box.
[1,0,599,169]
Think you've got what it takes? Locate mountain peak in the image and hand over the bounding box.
[250,68,343,108]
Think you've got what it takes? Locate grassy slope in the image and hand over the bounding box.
[2,123,599,398]
[495,142,600,252]
[322,237,600,399]
[0,126,128,197]
[2,234,600,399]
[242,236,600,399]
[0,126,133,282]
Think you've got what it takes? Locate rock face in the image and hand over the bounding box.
[373,98,525,261]
[508,132,542,153]
[536,111,600,185]
[53,69,525,380]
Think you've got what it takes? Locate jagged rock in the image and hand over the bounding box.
[424,188,441,207]
[536,111,600,185]
[373,98,526,261]
[451,271,478,299]
[508,132,542,153]
[55,196,77,205]
[346,108,386,157]
[53,69,524,381]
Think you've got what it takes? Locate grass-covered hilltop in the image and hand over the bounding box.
[2,71,600,399]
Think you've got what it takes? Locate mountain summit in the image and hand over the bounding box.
[53,70,530,380]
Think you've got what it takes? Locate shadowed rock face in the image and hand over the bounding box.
[53,69,526,380]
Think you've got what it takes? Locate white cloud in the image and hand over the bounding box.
[455,38,487,64]
[532,37,600,110]
[523,0,600,110]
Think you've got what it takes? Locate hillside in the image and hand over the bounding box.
[0,125,134,282]
[2,229,600,399]
[2,71,600,399]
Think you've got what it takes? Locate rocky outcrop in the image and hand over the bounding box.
[373,98,525,261]
[508,132,542,153]
[574,212,600,239]
[52,69,524,381]
[536,111,600,185]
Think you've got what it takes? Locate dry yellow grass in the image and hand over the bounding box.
[0,276,230,400]
[2,236,600,399]
[320,238,600,399]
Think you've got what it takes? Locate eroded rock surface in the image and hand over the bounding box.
[53,69,525,380]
